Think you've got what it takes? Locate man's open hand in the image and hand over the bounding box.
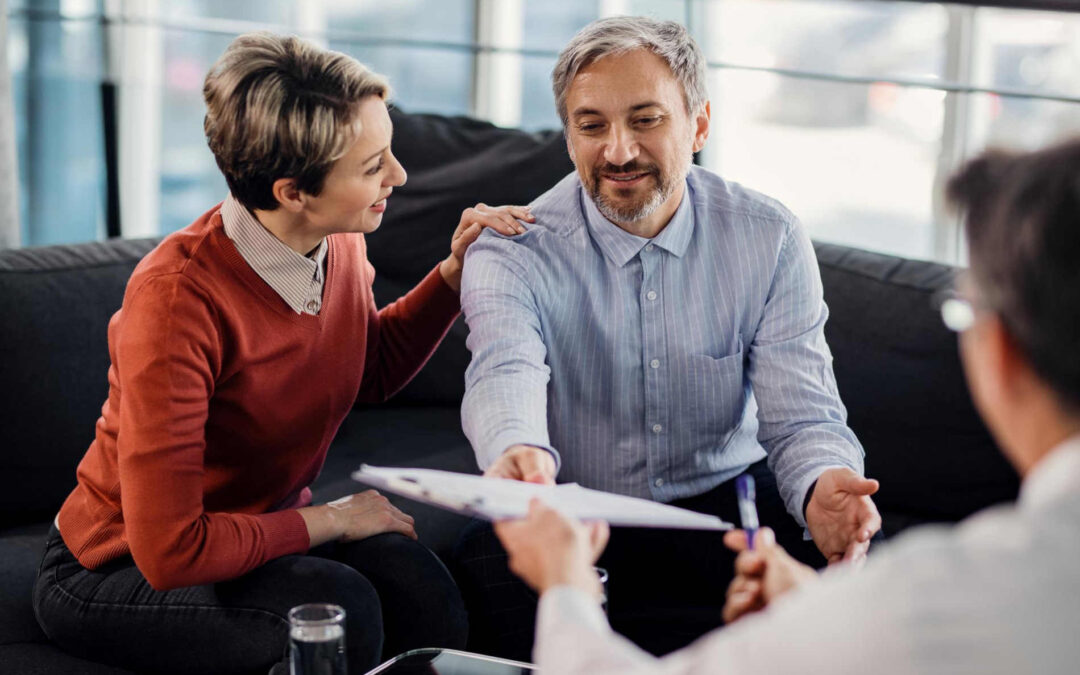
[484,445,557,485]
[805,468,881,564]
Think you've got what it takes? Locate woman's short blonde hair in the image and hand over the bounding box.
[203,32,389,211]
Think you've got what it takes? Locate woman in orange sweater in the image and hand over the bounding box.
[32,33,530,675]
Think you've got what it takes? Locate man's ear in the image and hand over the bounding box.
[692,101,711,154]
[979,315,1035,411]
[565,135,576,163]
[271,178,304,213]
[994,318,1029,388]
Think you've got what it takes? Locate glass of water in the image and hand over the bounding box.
[289,603,346,675]
[594,566,609,615]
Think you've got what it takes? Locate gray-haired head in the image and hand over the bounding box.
[552,16,708,127]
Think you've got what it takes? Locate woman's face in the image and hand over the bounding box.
[301,96,407,236]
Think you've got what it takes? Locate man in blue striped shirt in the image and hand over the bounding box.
[456,16,881,658]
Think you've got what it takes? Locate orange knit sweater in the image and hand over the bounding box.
[56,205,460,590]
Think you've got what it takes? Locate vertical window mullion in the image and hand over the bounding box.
[473,0,523,128]
[934,5,977,265]
[113,0,162,238]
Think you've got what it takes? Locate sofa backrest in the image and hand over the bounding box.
[815,242,1019,533]
[0,110,1019,534]
[0,238,159,528]
[364,109,575,404]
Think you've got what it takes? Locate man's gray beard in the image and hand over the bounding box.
[592,179,669,225]
[589,157,690,226]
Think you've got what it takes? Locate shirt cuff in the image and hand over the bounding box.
[793,462,860,529]
[487,434,562,475]
[537,586,610,635]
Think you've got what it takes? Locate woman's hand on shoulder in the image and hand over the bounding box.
[439,203,535,292]
[299,490,416,548]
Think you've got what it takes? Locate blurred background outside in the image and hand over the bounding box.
[6,0,1080,265]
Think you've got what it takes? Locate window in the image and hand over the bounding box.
[9,0,108,246]
[7,0,1080,264]
[698,0,950,261]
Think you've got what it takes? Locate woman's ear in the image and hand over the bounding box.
[271,178,304,213]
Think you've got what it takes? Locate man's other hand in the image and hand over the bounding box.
[721,527,816,623]
[805,468,881,564]
[494,498,609,598]
[484,445,557,485]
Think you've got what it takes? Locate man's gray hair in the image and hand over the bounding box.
[552,16,708,126]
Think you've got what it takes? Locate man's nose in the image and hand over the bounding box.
[603,126,639,168]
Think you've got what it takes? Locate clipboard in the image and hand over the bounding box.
[351,465,732,531]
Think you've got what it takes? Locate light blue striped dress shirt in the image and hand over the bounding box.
[461,166,864,524]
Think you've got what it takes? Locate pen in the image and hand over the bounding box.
[736,474,759,550]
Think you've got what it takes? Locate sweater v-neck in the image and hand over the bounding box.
[211,214,337,330]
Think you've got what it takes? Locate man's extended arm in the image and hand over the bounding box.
[460,232,561,477]
[748,217,879,558]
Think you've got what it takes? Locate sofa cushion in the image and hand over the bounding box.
[0,643,137,675]
[0,240,159,529]
[0,527,50,645]
[814,242,1020,533]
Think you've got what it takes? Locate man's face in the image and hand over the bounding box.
[563,49,709,234]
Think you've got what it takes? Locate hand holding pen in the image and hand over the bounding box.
[723,474,818,623]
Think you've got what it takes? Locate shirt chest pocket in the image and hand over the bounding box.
[679,340,747,440]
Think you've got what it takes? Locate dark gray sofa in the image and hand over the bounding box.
[0,109,1019,674]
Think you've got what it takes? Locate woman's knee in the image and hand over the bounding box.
[339,534,468,649]
[230,554,386,672]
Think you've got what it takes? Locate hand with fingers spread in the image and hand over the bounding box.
[494,498,610,600]
[298,489,417,548]
[721,527,817,624]
[484,444,557,485]
[805,468,882,564]
[439,203,535,291]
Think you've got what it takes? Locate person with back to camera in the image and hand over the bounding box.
[31,32,532,675]
[495,138,1080,674]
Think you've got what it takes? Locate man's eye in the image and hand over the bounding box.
[365,159,384,176]
[635,116,661,127]
[577,123,603,133]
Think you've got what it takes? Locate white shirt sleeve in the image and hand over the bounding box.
[535,447,1080,675]
[535,558,918,675]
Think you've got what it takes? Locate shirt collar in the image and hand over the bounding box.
[221,193,328,315]
[581,180,695,267]
[1020,434,1080,511]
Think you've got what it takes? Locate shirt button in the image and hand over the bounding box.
[645,244,655,252]
[305,300,318,312]
[654,478,665,487]
[646,290,657,301]
[652,423,662,434]
[650,359,660,369]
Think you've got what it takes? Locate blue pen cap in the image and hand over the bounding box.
[736,474,759,531]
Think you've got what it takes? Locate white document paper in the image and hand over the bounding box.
[351,465,732,531]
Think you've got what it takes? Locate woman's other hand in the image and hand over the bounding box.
[439,204,535,292]
[299,490,417,548]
